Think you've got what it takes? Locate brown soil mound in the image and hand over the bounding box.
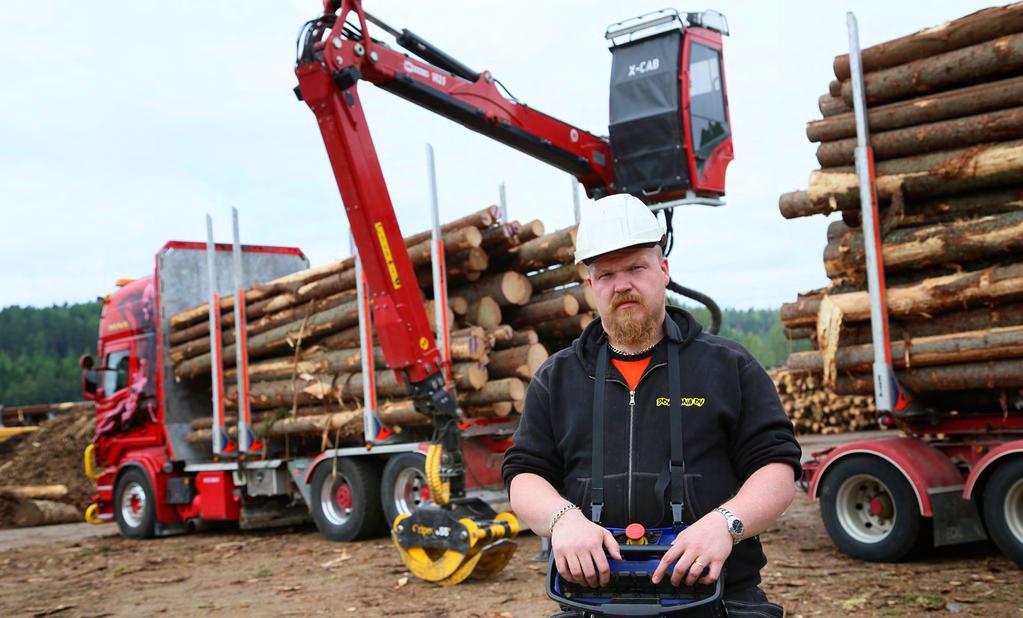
[0,403,95,513]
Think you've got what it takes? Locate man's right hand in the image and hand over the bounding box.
[551,509,622,588]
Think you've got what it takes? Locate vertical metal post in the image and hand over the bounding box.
[848,12,897,414]
[205,216,224,455]
[498,181,508,222]
[231,208,253,452]
[427,145,451,369]
[571,177,581,225]
[352,232,378,441]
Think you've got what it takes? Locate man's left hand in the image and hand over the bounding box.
[651,512,733,587]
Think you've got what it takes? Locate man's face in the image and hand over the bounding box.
[586,246,669,346]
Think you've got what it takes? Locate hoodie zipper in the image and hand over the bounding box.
[597,360,667,522]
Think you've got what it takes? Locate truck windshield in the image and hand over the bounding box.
[103,350,130,395]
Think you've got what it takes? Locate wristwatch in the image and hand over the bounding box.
[715,507,745,544]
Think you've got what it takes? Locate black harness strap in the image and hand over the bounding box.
[590,343,609,524]
[667,339,685,526]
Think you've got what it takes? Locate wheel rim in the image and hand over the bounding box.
[835,473,896,544]
[321,473,353,526]
[1004,477,1023,543]
[120,481,146,528]
[392,467,431,517]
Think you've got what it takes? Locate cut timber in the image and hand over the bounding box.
[459,378,525,406]
[464,297,502,329]
[495,329,538,349]
[175,299,360,379]
[406,227,484,268]
[801,139,1023,216]
[401,206,500,247]
[782,262,1023,328]
[488,344,549,379]
[188,409,364,444]
[839,32,1023,105]
[819,94,852,118]
[451,271,532,306]
[833,4,1023,80]
[463,402,514,418]
[515,219,546,244]
[536,313,594,340]
[10,498,80,528]
[0,485,68,500]
[839,302,1023,347]
[452,362,489,391]
[528,263,586,292]
[496,226,577,271]
[449,296,468,316]
[824,187,1023,231]
[506,295,579,327]
[788,325,1023,374]
[824,210,1023,279]
[807,75,1023,143]
[479,224,517,250]
[532,283,597,312]
[817,106,1023,167]
[486,324,514,346]
[376,400,429,426]
[835,358,1023,394]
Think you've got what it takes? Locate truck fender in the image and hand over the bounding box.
[808,437,964,516]
[963,439,1023,500]
[115,448,176,523]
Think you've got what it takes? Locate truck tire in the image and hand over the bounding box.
[114,467,156,539]
[309,457,383,542]
[381,452,431,527]
[981,457,1023,567]
[819,456,921,562]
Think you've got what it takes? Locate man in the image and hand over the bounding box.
[502,194,801,617]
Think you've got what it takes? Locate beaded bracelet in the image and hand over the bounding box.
[548,502,580,536]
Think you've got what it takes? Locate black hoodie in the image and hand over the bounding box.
[502,306,802,592]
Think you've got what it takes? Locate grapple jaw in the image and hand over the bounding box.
[392,497,519,585]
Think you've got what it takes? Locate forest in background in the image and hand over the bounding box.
[0,300,806,407]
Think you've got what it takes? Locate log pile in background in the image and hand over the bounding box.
[779,4,1023,422]
[769,368,878,435]
[168,206,595,448]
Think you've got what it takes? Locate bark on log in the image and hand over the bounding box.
[10,498,80,527]
[824,210,1023,279]
[799,139,1023,216]
[835,358,1023,394]
[452,362,489,391]
[531,283,598,312]
[527,263,587,292]
[535,313,595,340]
[817,106,1023,167]
[494,226,577,271]
[175,300,360,379]
[495,329,538,349]
[459,378,525,406]
[406,227,484,269]
[839,302,1023,347]
[515,219,546,244]
[451,271,533,306]
[839,33,1023,106]
[0,485,68,500]
[188,409,365,444]
[789,324,1023,374]
[401,206,500,247]
[487,344,549,379]
[376,400,430,426]
[808,75,1023,143]
[463,402,514,418]
[506,295,579,327]
[825,187,1023,232]
[819,94,852,118]
[832,4,1023,80]
[782,262,1023,328]
[486,324,514,347]
[479,224,517,251]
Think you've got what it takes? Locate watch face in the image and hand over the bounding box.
[731,520,744,535]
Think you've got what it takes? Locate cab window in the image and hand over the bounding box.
[689,42,729,167]
[103,350,131,394]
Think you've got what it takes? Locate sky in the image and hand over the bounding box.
[0,1,998,310]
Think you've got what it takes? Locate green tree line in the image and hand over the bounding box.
[0,302,101,406]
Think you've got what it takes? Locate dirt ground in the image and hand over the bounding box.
[0,492,1019,618]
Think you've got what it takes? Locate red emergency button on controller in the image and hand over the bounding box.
[625,523,646,542]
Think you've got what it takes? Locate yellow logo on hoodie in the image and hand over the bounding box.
[656,397,706,407]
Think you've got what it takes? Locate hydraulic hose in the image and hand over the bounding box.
[668,278,721,335]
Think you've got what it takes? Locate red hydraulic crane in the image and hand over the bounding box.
[294,0,733,584]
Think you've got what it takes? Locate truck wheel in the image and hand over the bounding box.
[309,457,383,542]
[981,457,1023,567]
[819,456,921,562]
[114,468,156,539]
[381,452,431,526]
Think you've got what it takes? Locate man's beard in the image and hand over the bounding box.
[604,293,659,348]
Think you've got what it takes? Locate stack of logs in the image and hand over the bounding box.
[168,206,596,448]
[778,4,1023,418]
[769,368,878,435]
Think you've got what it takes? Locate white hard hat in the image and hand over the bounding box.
[574,194,666,265]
